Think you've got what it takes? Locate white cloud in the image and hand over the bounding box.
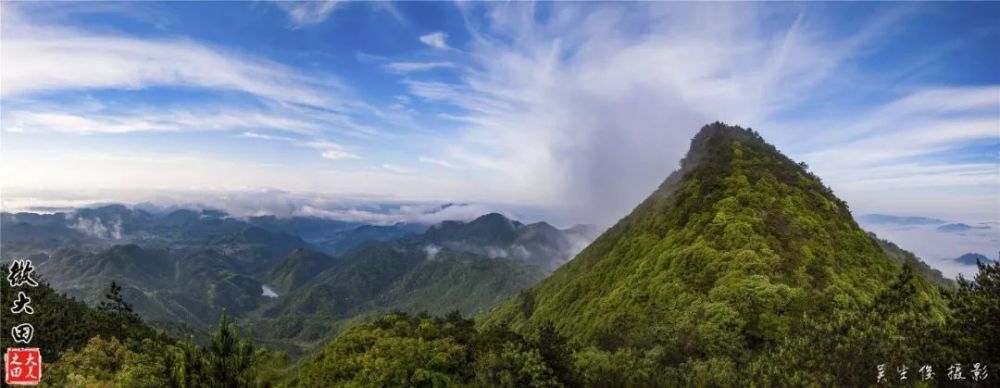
[419,32,450,50]
[385,61,456,73]
[274,1,340,28]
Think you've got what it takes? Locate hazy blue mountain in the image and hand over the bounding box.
[936,223,991,233]
[858,214,946,225]
[954,252,997,266]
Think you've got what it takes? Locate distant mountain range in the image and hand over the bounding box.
[1,206,601,355]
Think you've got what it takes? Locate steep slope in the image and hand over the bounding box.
[481,123,949,383]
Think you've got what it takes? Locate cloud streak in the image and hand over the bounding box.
[3,106,326,134]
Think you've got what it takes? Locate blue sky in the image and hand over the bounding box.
[1,2,998,271]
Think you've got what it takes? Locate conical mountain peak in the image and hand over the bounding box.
[483,122,943,359]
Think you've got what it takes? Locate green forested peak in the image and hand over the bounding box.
[479,121,950,384]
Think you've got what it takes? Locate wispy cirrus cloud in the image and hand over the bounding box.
[0,23,348,110]
[794,86,999,219]
[1,1,383,165]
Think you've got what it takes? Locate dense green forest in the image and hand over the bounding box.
[10,260,997,386]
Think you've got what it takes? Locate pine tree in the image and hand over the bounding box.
[97,281,141,341]
[205,310,258,387]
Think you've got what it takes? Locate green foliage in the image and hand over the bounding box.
[289,312,576,387]
[43,336,172,388]
[44,309,286,388]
